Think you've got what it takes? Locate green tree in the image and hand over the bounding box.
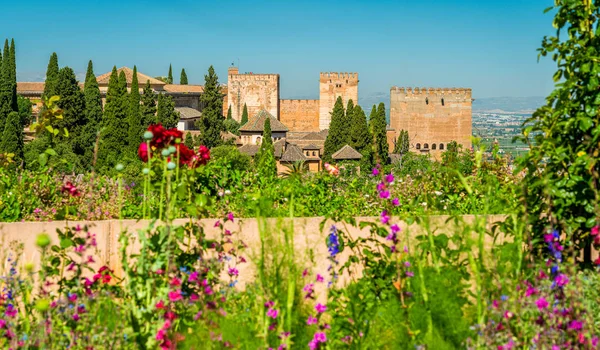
[9,39,17,112]
[180,68,188,85]
[227,105,232,120]
[184,131,194,149]
[98,67,128,171]
[210,145,251,172]
[241,103,248,125]
[17,95,32,127]
[141,81,157,126]
[224,118,240,136]
[343,99,355,143]
[394,130,410,154]
[55,67,86,139]
[372,103,389,164]
[323,96,347,162]
[127,65,143,151]
[197,65,224,148]
[43,52,59,99]
[518,0,600,260]
[167,64,173,84]
[349,105,371,154]
[1,111,23,165]
[0,40,12,137]
[157,93,180,129]
[256,118,277,179]
[77,60,103,168]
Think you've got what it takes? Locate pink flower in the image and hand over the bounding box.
[392,198,400,206]
[385,174,394,183]
[503,311,513,319]
[68,293,77,303]
[228,267,239,276]
[307,315,318,325]
[156,329,167,341]
[267,308,279,319]
[314,332,327,343]
[315,303,327,313]
[155,269,164,275]
[379,190,390,199]
[568,320,583,331]
[535,297,548,310]
[265,300,275,308]
[164,311,177,321]
[170,277,181,286]
[591,225,599,236]
[72,314,80,321]
[376,182,385,192]
[227,212,234,222]
[189,271,199,283]
[380,210,390,224]
[302,269,308,277]
[525,285,537,297]
[214,220,221,228]
[156,300,166,309]
[371,168,379,176]
[190,294,199,302]
[391,224,400,233]
[316,274,324,283]
[168,290,182,302]
[555,273,569,287]
[5,305,17,318]
[406,271,414,277]
[204,286,214,295]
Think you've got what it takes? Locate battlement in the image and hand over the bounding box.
[319,72,358,80]
[280,99,319,105]
[229,73,280,81]
[390,86,472,97]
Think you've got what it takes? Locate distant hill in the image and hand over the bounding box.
[473,96,546,114]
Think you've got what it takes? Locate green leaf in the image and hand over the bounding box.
[60,238,74,249]
[38,153,48,167]
[45,148,57,156]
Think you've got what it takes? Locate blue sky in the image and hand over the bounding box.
[3,0,555,101]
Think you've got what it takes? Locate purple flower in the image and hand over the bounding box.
[391,224,400,233]
[72,314,80,321]
[555,273,569,287]
[535,297,548,310]
[392,198,400,206]
[380,210,390,224]
[314,332,327,343]
[386,232,397,241]
[404,261,411,267]
[267,308,279,319]
[316,274,324,283]
[307,315,318,325]
[315,303,327,313]
[406,271,414,277]
[385,174,394,183]
[226,212,234,221]
[568,320,583,330]
[228,267,239,276]
[376,182,385,192]
[327,226,340,257]
[379,190,390,199]
[372,168,379,176]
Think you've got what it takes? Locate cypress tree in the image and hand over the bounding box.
[43,53,59,99]
[349,105,370,154]
[98,67,128,170]
[241,103,248,125]
[9,39,17,112]
[1,111,24,164]
[17,95,32,127]
[141,81,157,126]
[323,96,346,162]
[341,99,354,143]
[157,93,179,129]
[78,60,103,167]
[0,40,13,142]
[373,103,389,164]
[257,118,276,179]
[167,64,173,84]
[197,65,224,148]
[127,65,143,150]
[402,130,409,154]
[184,131,194,149]
[55,67,86,138]
[180,68,188,85]
[227,105,232,120]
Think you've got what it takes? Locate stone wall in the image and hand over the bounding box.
[227,73,280,122]
[319,72,358,130]
[389,87,472,159]
[279,99,320,132]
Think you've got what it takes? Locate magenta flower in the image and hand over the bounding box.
[190,294,199,302]
[168,290,183,302]
[535,297,548,310]
[68,293,77,303]
[314,332,327,343]
[555,273,569,287]
[307,315,318,325]
[386,232,397,242]
[72,314,80,321]
[214,220,221,228]
[302,269,308,277]
[405,271,414,277]
[385,174,394,183]
[391,224,400,233]
[376,182,385,192]
[267,308,279,319]
[228,267,239,276]
[5,305,17,318]
[392,198,400,206]
[156,300,166,310]
[170,277,181,286]
[379,190,390,199]
[265,300,275,308]
[404,261,411,267]
[315,303,327,313]
[227,212,234,221]
[189,271,199,283]
[568,320,583,331]
[525,285,537,297]
[316,274,324,283]
[372,168,379,176]
[380,210,390,224]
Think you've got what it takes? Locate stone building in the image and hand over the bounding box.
[388,87,472,159]
[227,67,280,123]
[238,109,288,145]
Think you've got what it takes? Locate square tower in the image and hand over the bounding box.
[227,69,280,122]
[319,72,358,130]
[389,87,472,158]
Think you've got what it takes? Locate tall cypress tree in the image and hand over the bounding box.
[157,93,179,129]
[349,105,370,154]
[227,105,232,120]
[127,65,143,150]
[1,111,23,164]
[197,65,224,148]
[98,67,128,170]
[9,39,17,112]
[257,118,276,179]
[167,64,173,84]
[373,103,389,164]
[323,96,346,162]
[241,103,248,125]
[180,68,188,85]
[78,60,103,167]
[43,53,59,99]
[55,67,86,138]
[0,40,13,141]
[343,99,354,143]
[184,131,194,148]
[141,80,157,126]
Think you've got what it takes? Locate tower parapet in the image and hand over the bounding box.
[319,72,359,130]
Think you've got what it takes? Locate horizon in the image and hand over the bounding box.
[3,0,556,103]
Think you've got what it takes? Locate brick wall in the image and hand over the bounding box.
[227,73,280,122]
[279,99,320,132]
[319,72,358,130]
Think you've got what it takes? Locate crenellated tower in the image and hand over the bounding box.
[389,87,472,157]
[319,72,359,130]
[227,68,280,122]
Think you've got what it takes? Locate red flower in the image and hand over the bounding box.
[138,142,149,162]
[178,144,196,166]
[196,145,210,165]
[163,128,183,145]
[102,274,111,284]
[148,124,167,148]
[61,182,80,197]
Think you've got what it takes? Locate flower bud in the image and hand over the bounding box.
[161,149,170,157]
[168,146,176,154]
[167,162,176,170]
[115,163,124,172]
[36,233,51,248]
[35,298,50,312]
[142,168,150,175]
[143,131,153,140]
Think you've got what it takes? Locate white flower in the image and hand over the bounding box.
[434,191,442,196]
[225,189,232,195]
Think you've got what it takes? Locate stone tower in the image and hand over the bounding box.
[389,87,472,158]
[319,72,358,130]
[227,68,280,122]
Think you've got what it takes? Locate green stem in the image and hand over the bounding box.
[158,158,167,221]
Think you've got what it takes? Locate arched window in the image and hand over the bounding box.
[416,143,421,150]
[424,143,429,149]
[441,98,445,106]
[432,144,437,150]
[312,151,316,156]
[439,143,444,150]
